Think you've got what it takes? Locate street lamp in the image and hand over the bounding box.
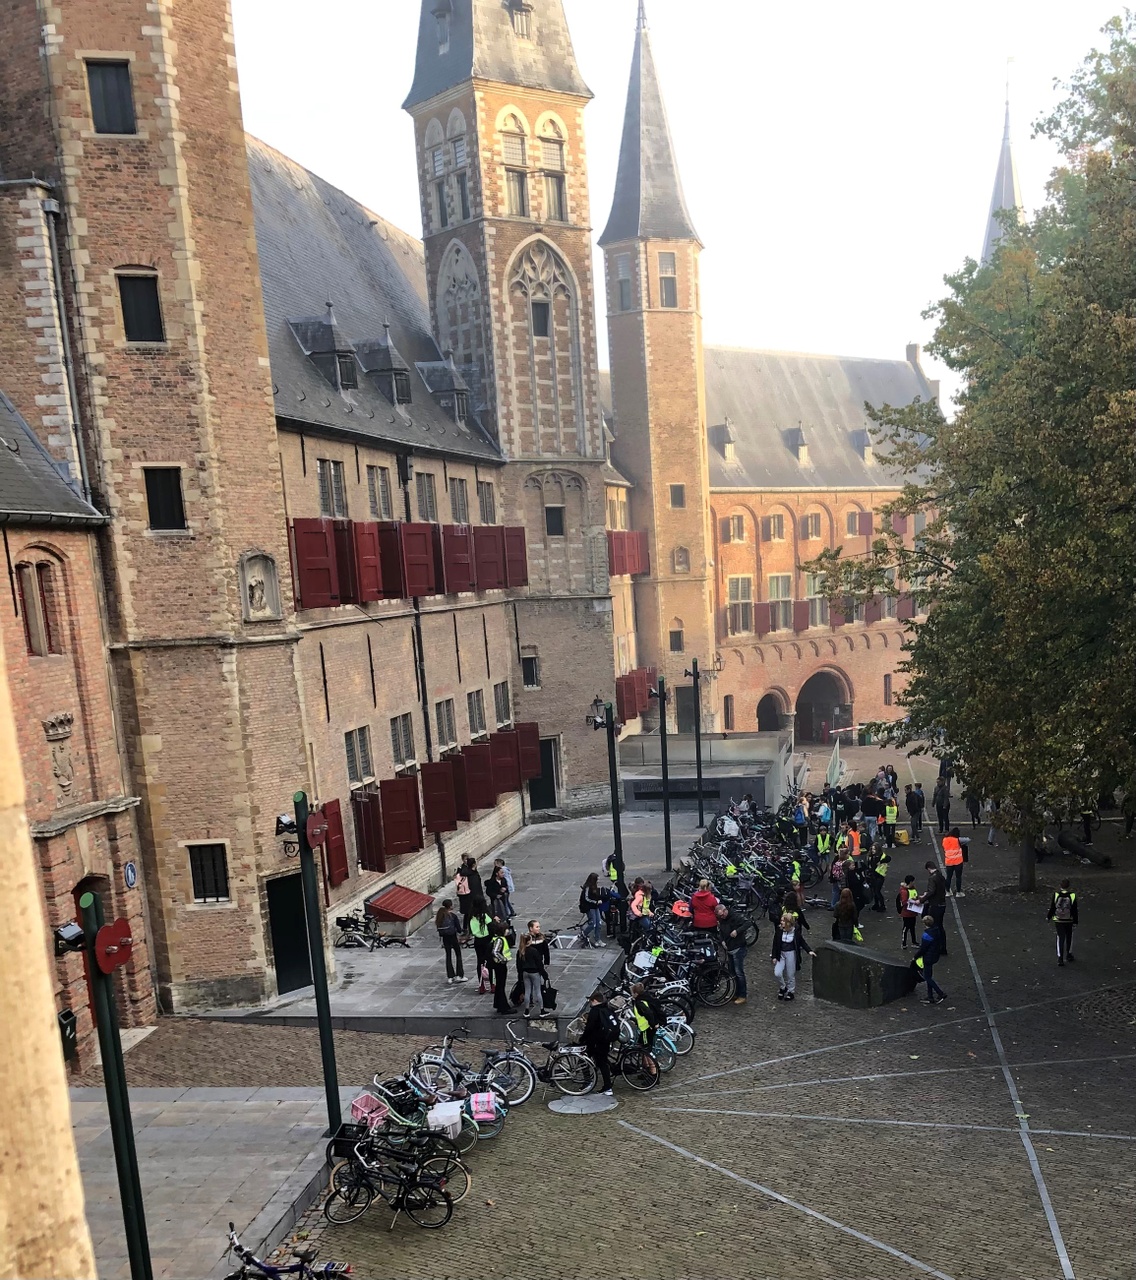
[587,694,625,887]
[649,678,673,872]
[683,658,705,827]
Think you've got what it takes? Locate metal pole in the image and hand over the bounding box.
[293,790,341,1134]
[80,890,153,1280]
[692,658,705,827]
[605,703,625,885]
[658,676,672,873]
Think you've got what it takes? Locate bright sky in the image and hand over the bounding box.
[230,0,1120,407]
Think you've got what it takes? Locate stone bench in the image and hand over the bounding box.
[812,940,918,1008]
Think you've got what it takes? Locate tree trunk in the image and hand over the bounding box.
[0,629,97,1279]
[1019,832,1037,892]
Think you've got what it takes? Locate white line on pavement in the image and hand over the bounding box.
[650,1105,1136,1144]
[916,761,1077,1280]
[619,1120,957,1280]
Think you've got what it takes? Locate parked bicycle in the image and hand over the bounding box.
[222,1224,350,1278]
[333,909,410,951]
[324,1143,453,1229]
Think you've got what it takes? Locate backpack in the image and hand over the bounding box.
[793,803,805,824]
[818,803,832,824]
[1054,892,1074,923]
[599,1006,620,1042]
[579,887,590,915]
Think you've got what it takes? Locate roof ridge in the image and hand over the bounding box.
[704,345,917,365]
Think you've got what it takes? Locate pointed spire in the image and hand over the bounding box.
[599,8,699,247]
[981,97,1024,263]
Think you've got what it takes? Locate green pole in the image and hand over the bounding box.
[605,704,625,887]
[658,676,672,873]
[293,791,341,1134]
[80,891,153,1280]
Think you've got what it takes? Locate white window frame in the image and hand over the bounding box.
[768,574,793,631]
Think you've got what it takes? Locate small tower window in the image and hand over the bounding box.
[502,132,527,166]
[435,178,449,229]
[431,146,445,177]
[659,252,678,308]
[87,60,136,135]
[336,354,357,389]
[457,172,471,220]
[455,390,469,423]
[511,4,532,38]
[393,371,412,404]
[540,138,565,170]
[506,170,528,217]
[531,300,550,338]
[616,254,632,311]
[433,1,451,52]
[453,136,467,167]
[544,173,566,222]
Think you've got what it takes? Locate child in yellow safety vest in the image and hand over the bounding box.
[883,799,899,849]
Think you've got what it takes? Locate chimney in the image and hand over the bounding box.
[906,342,922,366]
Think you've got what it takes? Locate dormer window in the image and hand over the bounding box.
[393,371,412,404]
[433,0,451,52]
[511,2,532,38]
[455,390,469,423]
[336,353,357,390]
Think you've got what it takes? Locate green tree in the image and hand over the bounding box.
[806,14,1136,889]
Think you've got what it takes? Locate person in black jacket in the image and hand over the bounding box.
[914,915,946,1003]
[516,934,550,1017]
[580,991,617,1094]
[905,783,924,844]
[770,894,815,1002]
[1046,880,1079,965]
[923,861,949,956]
[716,902,752,1004]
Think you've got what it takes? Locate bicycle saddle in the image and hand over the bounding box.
[292,1246,319,1263]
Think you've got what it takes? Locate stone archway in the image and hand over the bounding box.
[757,693,783,732]
[795,669,853,744]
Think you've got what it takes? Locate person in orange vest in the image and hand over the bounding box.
[847,822,862,861]
[942,827,965,897]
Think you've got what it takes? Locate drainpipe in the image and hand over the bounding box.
[42,199,92,504]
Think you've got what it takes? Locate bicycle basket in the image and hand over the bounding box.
[349,1092,391,1131]
[631,951,657,972]
[426,1100,464,1140]
[335,916,359,930]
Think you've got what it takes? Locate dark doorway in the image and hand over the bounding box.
[796,671,850,744]
[267,874,312,995]
[675,685,697,734]
[756,694,782,732]
[529,738,559,811]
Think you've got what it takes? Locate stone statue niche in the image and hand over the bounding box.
[239,551,281,622]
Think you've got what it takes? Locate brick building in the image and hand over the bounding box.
[599,6,940,746]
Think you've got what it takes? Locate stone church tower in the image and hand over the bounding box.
[405,0,614,806]
[600,3,716,732]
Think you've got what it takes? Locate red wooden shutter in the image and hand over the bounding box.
[753,601,771,635]
[378,522,407,598]
[516,722,542,779]
[351,790,385,873]
[290,518,340,609]
[633,667,649,713]
[864,597,883,624]
[720,518,732,545]
[402,523,437,597]
[473,526,506,589]
[635,530,650,575]
[441,525,476,593]
[450,752,472,822]
[323,798,350,887]
[490,730,522,793]
[891,514,908,535]
[793,600,810,633]
[858,512,875,537]
[625,531,641,575]
[504,527,528,587]
[615,676,634,724]
[831,598,848,627]
[421,760,459,834]
[611,531,628,576]
[379,776,424,856]
[606,530,617,576]
[897,594,916,621]
[353,522,383,602]
[333,519,360,605]
[462,742,498,810]
[761,517,772,542]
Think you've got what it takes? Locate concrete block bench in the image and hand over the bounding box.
[812,940,918,1007]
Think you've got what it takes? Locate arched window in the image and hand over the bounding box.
[722,695,735,731]
[539,120,567,222]
[16,559,62,656]
[669,619,685,654]
[673,546,690,574]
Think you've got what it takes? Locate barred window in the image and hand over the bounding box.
[416,472,438,522]
[502,133,526,166]
[493,680,512,727]
[449,477,469,524]
[367,465,393,520]
[345,726,374,785]
[477,481,497,525]
[188,843,229,903]
[431,146,445,177]
[467,689,487,737]
[435,698,457,749]
[318,459,347,518]
[541,138,565,170]
[453,137,468,167]
[390,713,416,768]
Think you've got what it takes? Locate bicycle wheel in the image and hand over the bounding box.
[659,992,695,1023]
[419,1154,471,1204]
[549,1050,597,1096]
[666,1018,696,1056]
[741,920,759,947]
[454,1112,479,1154]
[652,1033,677,1073]
[324,1180,373,1225]
[485,1055,536,1106]
[695,964,736,1007]
[410,1059,457,1093]
[619,1048,661,1091]
[401,1184,453,1229]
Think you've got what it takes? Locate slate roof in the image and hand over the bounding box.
[246,137,503,465]
[0,391,103,526]
[982,102,1024,263]
[702,348,937,490]
[404,0,591,110]
[599,5,699,247]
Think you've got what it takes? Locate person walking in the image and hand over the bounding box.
[983,797,998,846]
[454,858,477,935]
[883,796,898,850]
[490,921,513,1015]
[771,894,815,1002]
[942,828,965,897]
[898,875,921,949]
[832,888,860,943]
[468,901,494,992]
[913,914,947,1004]
[716,902,751,1004]
[905,783,925,844]
[434,899,467,985]
[516,934,549,1016]
[870,847,891,912]
[493,858,517,919]
[933,779,951,834]
[579,873,606,948]
[580,990,618,1095]
[965,791,982,829]
[1046,879,1079,966]
[484,865,510,920]
[923,861,948,956]
[690,879,720,933]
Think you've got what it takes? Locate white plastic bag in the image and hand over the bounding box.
[426,1100,463,1141]
[773,957,786,981]
[722,816,740,839]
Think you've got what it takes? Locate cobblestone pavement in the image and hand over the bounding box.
[83,748,1136,1278]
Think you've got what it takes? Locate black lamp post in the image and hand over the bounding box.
[588,695,625,886]
[683,658,705,827]
[649,677,673,872]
